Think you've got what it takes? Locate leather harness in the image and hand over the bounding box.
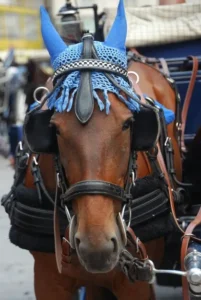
[134,80,201,300]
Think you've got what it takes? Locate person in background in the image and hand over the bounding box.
[4,61,26,167]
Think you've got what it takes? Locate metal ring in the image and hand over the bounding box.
[121,204,126,219]
[56,173,61,188]
[19,141,23,151]
[132,171,136,186]
[65,205,72,223]
[181,233,196,241]
[121,204,132,229]
[128,71,140,84]
[33,87,49,104]
[33,156,38,166]
[63,237,71,246]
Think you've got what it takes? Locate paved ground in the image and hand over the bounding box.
[0,156,183,300]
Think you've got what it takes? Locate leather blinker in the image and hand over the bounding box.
[24,109,57,154]
[132,105,160,151]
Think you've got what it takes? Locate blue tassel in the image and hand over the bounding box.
[56,87,66,112]
[67,88,77,112]
[62,85,69,111]
[93,90,105,111]
[103,90,111,114]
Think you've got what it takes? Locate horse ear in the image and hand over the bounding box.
[40,6,67,63]
[104,0,127,52]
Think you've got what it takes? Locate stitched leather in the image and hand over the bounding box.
[10,201,67,235]
[62,180,127,204]
[125,189,169,227]
[74,35,94,124]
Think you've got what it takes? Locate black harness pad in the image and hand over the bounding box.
[24,109,57,153]
[132,105,160,151]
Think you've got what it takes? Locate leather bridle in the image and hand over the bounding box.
[25,33,162,283]
[29,33,159,233]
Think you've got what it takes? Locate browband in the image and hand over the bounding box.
[53,59,128,85]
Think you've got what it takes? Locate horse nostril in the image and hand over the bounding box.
[111,237,118,253]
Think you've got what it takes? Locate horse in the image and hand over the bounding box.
[22,59,182,300]
[4,2,183,299]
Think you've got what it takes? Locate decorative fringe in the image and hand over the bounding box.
[93,90,105,111]
[47,70,141,114]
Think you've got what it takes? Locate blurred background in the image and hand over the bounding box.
[0,0,200,299]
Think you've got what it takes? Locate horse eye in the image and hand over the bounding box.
[122,118,134,131]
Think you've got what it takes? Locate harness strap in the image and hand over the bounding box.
[181,208,201,300]
[131,79,201,242]
[127,227,148,260]
[54,179,65,273]
[181,56,199,152]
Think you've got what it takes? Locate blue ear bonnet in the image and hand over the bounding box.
[40,2,175,124]
[40,1,141,114]
[48,42,140,114]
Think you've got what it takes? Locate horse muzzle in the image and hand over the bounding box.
[70,220,123,273]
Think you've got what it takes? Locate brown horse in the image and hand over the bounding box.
[20,3,183,299]
[20,54,183,300]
